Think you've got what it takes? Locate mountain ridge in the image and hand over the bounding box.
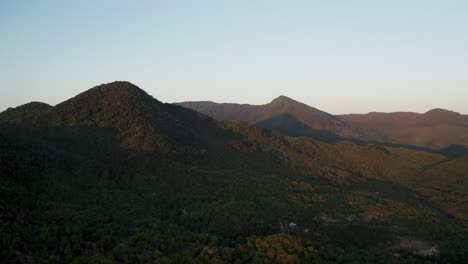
[1,81,225,153]
[340,109,468,149]
[1,82,467,262]
[178,97,468,149]
[177,95,380,142]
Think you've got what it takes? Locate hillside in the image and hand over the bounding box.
[0,102,52,123]
[340,109,468,149]
[1,82,230,154]
[1,82,467,263]
[178,96,381,143]
[223,121,468,226]
[179,98,468,150]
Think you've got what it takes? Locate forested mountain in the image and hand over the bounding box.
[0,102,52,123]
[1,82,467,263]
[178,98,468,150]
[339,109,468,149]
[178,96,381,143]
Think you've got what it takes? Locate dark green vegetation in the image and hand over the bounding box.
[1,82,467,263]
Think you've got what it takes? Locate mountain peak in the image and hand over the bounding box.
[5,101,51,112]
[269,96,320,113]
[49,82,170,151]
[0,101,52,123]
[55,81,161,115]
[425,108,459,116]
[422,108,461,124]
[48,82,220,153]
[85,81,151,99]
[271,95,298,104]
[94,80,140,90]
[269,96,309,110]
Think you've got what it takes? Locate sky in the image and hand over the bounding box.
[1,0,467,114]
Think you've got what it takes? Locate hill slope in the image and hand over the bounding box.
[1,82,229,153]
[340,109,468,149]
[179,98,468,150]
[0,102,52,123]
[1,82,467,263]
[178,96,380,142]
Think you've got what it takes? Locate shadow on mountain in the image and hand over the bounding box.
[0,123,137,190]
[255,113,343,144]
[254,113,468,158]
[2,82,468,262]
[353,140,468,159]
[437,144,468,158]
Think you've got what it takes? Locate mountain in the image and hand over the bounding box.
[0,101,52,123]
[51,81,230,153]
[1,82,228,153]
[179,98,468,150]
[340,109,468,149]
[178,96,381,143]
[1,82,467,263]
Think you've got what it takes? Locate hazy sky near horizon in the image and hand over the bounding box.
[1,1,467,114]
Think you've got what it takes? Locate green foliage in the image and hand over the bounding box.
[0,82,467,263]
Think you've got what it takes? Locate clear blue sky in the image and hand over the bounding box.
[1,0,467,114]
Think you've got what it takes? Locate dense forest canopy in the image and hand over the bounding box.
[1,82,467,263]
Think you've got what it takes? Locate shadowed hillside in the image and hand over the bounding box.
[1,82,467,263]
[50,81,229,153]
[2,82,231,154]
[179,98,468,150]
[178,96,381,142]
[0,102,52,123]
[255,113,343,143]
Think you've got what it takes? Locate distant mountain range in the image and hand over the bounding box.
[178,97,468,150]
[1,82,467,262]
[340,109,468,149]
